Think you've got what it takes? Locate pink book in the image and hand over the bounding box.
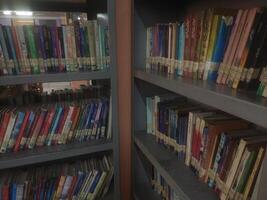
[217,10,243,84]
[221,9,249,84]
[226,8,258,86]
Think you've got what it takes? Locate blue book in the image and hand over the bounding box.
[89,103,99,140]
[175,24,180,75]
[81,103,93,141]
[89,171,101,193]
[73,172,86,196]
[7,111,25,151]
[97,100,106,139]
[47,105,63,146]
[208,17,233,80]
[100,99,109,138]
[2,26,15,74]
[11,183,16,200]
[6,26,19,74]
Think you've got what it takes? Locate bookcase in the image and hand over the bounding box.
[133,0,267,199]
[0,0,119,199]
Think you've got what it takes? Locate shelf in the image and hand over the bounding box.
[0,70,110,86]
[134,69,267,129]
[0,139,113,170]
[135,132,218,200]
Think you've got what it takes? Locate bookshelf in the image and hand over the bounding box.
[0,0,119,199]
[133,0,267,200]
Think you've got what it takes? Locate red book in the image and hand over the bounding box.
[25,111,40,149]
[36,107,51,147]
[40,107,56,146]
[2,185,9,200]
[0,111,11,147]
[28,109,47,149]
[14,111,31,152]
[11,26,22,64]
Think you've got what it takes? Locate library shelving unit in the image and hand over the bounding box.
[0,0,119,199]
[133,0,267,199]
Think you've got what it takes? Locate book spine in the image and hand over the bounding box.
[198,9,213,80]
[227,8,258,87]
[0,112,11,147]
[221,10,248,85]
[189,15,197,79]
[26,25,40,74]
[34,26,45,73]
[7,111,25,151]
[234,8,263,89]
[28,109,47,149]
[13,111,30,152]
[19,111,35,150]
[0,25,11,75]
[6,26,19,74]
[183,15,191,77]
[11,25,22,74]
[0,112,17,153]
[2,26,16,75]
[203,15,220,80]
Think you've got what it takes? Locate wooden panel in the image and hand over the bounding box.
[116,0,132,199]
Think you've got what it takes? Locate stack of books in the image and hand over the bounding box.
[0,19,110,76]
[0,86,112,153]
[146,94,267,199]
[146,7,267,97]
[0,154,113,200]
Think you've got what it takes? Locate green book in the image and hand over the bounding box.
[236,149,258,193]
[25,25,40,74]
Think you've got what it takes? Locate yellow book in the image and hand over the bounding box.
[203,15,220,80]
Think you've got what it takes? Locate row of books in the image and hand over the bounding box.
[146,94,266,200]
[0,97,112,154]
[0,19,109,75]
[146,7,267,97]
[0,84,109,106]
[0,154,113,200]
